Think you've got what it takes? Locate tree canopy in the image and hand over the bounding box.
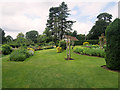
[17,32,24,38]
[87,12,112,40]
[26,30,38,43]
[45,2,75,42]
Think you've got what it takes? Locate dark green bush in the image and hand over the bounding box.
[75,40,99,45]
[2,44,12,55]
[10,48,32,61]
[105,18,120,70]
[59,40,66,50]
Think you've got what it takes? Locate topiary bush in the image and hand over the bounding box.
[59,40,66,50]
[105,18,120,70]
[2,44,12,55]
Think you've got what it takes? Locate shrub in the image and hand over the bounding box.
[59,40,66,50]
[105,18,120,70]
[75,40,99,45]
[48,41,55,46]
[83,42,89,45]
[73,46,105,58]
[2,44,12,55]
[10,48,33,61]
[27,48,35,52]
[56,47,62,53]
[10,53,26,61]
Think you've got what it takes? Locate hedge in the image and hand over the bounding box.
[74,40,99,45]
[105,18,120,70]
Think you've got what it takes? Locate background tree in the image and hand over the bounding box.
[6,35,13,43]
[16,37,26,46]
[17,32,24,38]
[76,34,85,40]
[37,35,49,43]
[46,2,75,43]
[87,12,112,40]
[0,28,6,44]
[72,30,77,37]
[26,30,38,43]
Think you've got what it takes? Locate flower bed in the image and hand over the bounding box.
[73,46,105,58]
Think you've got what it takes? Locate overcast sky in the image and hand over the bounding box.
[0,0,118,39]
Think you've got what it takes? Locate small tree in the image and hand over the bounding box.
[99,33,106,49]
[105,18,120,70]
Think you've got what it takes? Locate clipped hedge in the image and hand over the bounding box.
[75,40,99,45]
[105,18,120,70]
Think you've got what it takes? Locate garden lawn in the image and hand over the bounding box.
[2,49,118,88]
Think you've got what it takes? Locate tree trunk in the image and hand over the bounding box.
[69,39,71,59]
[66,37,68,59]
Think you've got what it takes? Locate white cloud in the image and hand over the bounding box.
[107,3,118,21]
[0,1,118,39]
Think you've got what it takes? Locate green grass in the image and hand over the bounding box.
[2,49,118,88]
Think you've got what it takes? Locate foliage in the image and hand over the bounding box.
[10,48,33,61]
[83,42,89,45]
[16,37,26,46]
[2,44,12,55]
[6,35,13,43]
[59,40,66,50]
[83,44,99,48]
[48,41,55,46]
[17,32,24,38]
[0,28,6,44]
[105,18,120,70]
[75,40,99,45]
[56,46,62,53]
[42,46,54,50]
[87,13,112,40]
[26,30,39,43]
[27,48,35,52]
[76,34,85,41]
[37,35,49,43]
[46,2,75,41]
[73,46,105,58]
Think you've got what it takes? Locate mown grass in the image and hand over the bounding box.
[2,49,118,88]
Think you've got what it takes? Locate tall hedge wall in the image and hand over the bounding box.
[105,18,120,70]
[74,40,99,45]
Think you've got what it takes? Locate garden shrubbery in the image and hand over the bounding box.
[10,48,33,61]
[75,40,99,45]
[83,42,89,45]
[2,44,12,55]
[56,46,62,53]
[105,18,120,70]
[59,40,66,50]
[73,46,105,58]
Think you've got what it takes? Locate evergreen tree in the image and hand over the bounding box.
[87,13,112,40]
[46,2,75,42]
